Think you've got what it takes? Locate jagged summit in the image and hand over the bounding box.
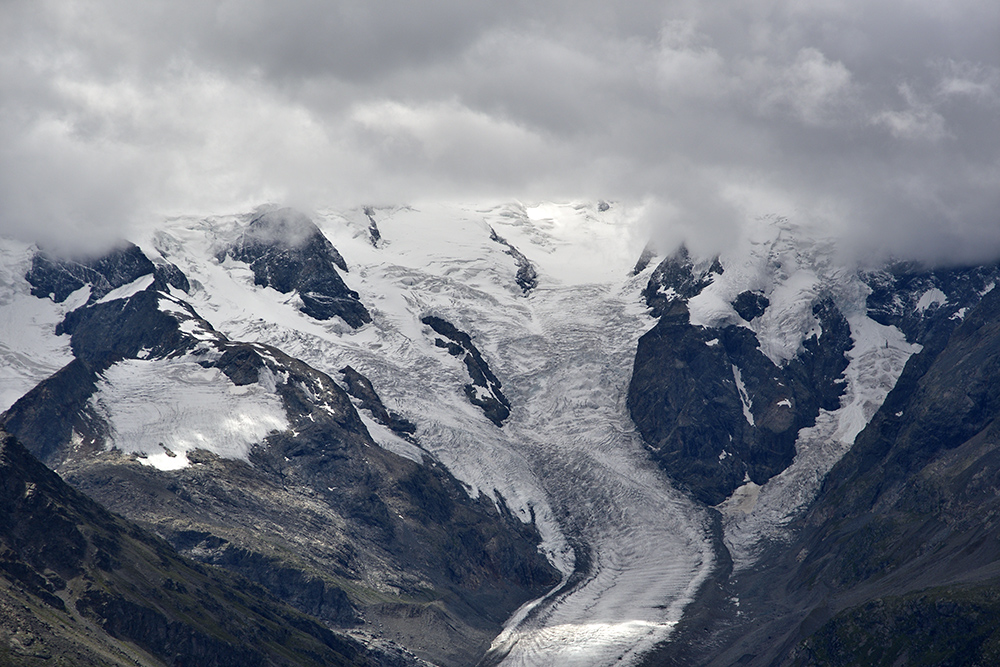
[218,207,371,327]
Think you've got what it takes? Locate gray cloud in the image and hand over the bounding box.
[1,0,997,265]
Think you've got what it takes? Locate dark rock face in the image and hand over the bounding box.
[364,206,383,247]
[489,227,538,293]
[218,208,371,327]
[732,290,769,321]
[863,261,1000,350]
[631,243,656,276]
[422,316,512,426]
[0,430,387,667]
[629,259,852,504]
[25,242,190,305]
[153,260,191,293]
[340,365,417,436]
[665,283,1000,667]
[641,246,722,319]
[59,289,202,365]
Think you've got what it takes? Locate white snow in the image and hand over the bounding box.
[91,358,289,470]
[355,411,426,464]
[95,273,155,303]
[719,311,920,569]
[0,239,79,411]
[732,365,755,426]
[688,216,849,366]
[915,287,947,312]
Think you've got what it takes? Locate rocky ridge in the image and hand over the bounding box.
[421,315,512,427]
[216,207,371,327]
[0,428,410,667]
[639,259,1000,666]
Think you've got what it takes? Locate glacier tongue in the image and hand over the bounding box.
[482,284,714,666]
[140,202,713,666]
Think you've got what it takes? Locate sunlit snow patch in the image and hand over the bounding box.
[915,287,947,312]
[91,358,288,470]
[95,274,155,304]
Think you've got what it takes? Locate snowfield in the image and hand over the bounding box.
[0,240,80,412]
[91,358,289,470]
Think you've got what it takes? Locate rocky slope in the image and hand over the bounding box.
[642,261,1000,666]
[0,428,414,667]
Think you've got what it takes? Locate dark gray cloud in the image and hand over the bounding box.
[1,0,997,264]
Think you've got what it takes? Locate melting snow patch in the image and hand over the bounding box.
[138,449,190,471]
[178,318,220,341]
[732,365,754,426]
[776,398,792,408]
[91,358,288,469]
[705,338,719,347]
[96,274,155,304]
[158,295,192,317]
[916,288,947,312]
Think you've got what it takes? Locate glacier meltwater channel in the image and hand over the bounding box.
[139,202,716,666]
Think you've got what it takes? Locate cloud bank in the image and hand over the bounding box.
[1,0,997,263]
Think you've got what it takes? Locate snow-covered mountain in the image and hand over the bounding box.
[3,202,1000,666]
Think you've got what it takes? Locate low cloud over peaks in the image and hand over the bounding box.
[1,0,997,265]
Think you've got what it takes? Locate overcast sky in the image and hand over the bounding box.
[1,0,998,263]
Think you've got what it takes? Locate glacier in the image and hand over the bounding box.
[0,202,930,666]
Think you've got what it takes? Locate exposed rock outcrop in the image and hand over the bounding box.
[25,242,189,304]
[489,226,538,293]
[218,207,371,327]
[422,315,512,426]
[340,365,417,437]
